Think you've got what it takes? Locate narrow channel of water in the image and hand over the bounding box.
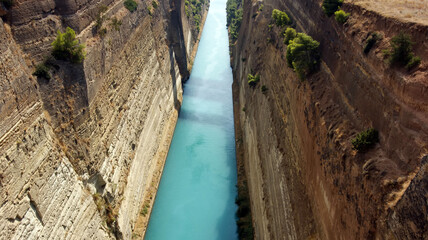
[144,0,238,239]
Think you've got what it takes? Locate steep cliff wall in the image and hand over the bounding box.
[0,0,208,239]
[230,0,428,239]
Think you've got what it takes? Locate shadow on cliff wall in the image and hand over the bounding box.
[169,47,181,111]
[36,59,90,174]
[167,0,190,81]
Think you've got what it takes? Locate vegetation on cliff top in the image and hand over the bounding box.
[51,27,86,63]
[384,32,421,70]
[322,0,343,16]
[226,0,243,42]
[352,128,379,152]
[286,33,320,79]
[334,9,350,24]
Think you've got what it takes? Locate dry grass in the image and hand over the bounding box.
[349,0,428,25]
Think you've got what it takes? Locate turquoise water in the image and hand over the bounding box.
[144,0,238,239]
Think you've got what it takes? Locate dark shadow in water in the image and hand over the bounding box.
[213,113,238,240]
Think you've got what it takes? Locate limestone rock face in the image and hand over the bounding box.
[0,0,209,239]
[0,17,109,239]
[230,0,428,239]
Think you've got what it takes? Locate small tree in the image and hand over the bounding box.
[334,9,349,24]
[352,128,379,152]
[124,0,138,12]
[406,56,421,70]
[286,33,320,79]
[247,74,260,87]
[51,27,86,63]
[283,27,297,45]
[387,33,414,65]
[272,9,290,27]
[322,0,343,16]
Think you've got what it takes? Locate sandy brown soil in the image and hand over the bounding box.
[349,0,428,25]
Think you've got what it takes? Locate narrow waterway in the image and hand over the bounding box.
[144,0,238,239]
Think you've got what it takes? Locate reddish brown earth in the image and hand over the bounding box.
[231,0,428,239]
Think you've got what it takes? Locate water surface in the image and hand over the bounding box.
[144,0,238,239]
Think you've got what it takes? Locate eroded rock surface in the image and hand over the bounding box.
[230,0,427,239]
[0,0,209,239]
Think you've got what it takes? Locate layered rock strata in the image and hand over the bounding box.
[230,0,428,239]
[0,0,208,239]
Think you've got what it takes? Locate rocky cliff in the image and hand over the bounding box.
[0,0,208,239]
[230,0,428,239]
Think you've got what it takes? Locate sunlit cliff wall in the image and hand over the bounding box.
[0,0,208,238]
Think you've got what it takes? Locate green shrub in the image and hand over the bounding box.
[32,64,51,80]
[124,0,138,12]
[185,0,203,31]
[334,9,349,24]
[322,0,343,16]
[351,128,379,152]
[286,33,320,79]
[364,32,380,54]
[406,56,421,70]
[51,27,86,63]
[152,0,158,9]
[227,0,242,42]
[386,32,421,69]
[283,27,297,45]
[272,9,290,27]
[261,85,268,93]
[226,0,238,26]
[247,74,260,87]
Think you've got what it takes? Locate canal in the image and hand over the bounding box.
[144,0,238,239]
